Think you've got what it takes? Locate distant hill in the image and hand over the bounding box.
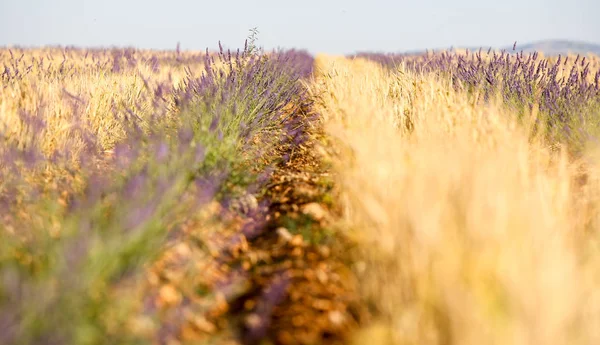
[509,40,600,56]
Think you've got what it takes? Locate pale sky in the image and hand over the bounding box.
[0,0,598,54]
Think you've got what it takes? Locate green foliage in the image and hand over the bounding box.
[247,27,261,56]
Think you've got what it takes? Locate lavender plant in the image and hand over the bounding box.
[355,48,600,152]
[0,41,314,345]
[174,41,314,190]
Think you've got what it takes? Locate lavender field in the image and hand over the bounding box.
[2,37,600,345]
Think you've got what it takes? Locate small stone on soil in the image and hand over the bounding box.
[277,227,293,242]
[301,202,328,221]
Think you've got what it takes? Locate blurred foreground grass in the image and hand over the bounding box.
[312,55,600,345]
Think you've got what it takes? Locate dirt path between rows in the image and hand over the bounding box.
[136,99,368,345]
[230,127,367,345]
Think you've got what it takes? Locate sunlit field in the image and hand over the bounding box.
[2,41,600,345]
[313,54,600,345]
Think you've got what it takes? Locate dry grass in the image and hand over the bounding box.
[0,48,205,157]
[312,55,600,345]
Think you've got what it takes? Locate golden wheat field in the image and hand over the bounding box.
[312,55,600,345]
[2,43,600,345]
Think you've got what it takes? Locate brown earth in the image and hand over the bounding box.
[132,106,368,345]
[231,132,368,345]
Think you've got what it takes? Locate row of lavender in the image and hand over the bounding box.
[355,48,600,152]
[0,43,314,344]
